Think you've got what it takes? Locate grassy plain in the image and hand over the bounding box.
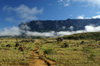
[0,35,100,66]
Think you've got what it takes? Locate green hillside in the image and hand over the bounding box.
[62,32,100,40]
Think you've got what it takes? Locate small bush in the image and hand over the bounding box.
[1,44,5,47]
[61,43,68,48]
[44,49,52,54]
[56,37,63,42]
[44,49,56,55]
[39,55,43,59]
[37,36,42,39]
[15,42,20,47]
[18,47,24,51]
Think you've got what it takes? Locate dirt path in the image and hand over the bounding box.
[29,48,56,66]
[29,50,47,66]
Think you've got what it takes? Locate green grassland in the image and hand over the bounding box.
[37,39,100,66]
[0,38,37,66]
[62,32,100,40]
[0,32,100,66]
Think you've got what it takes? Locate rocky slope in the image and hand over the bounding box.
[19,19,100,32]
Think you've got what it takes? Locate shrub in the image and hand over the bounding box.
[44,49,52,54]
[37,36,42,39]
[44,49,56,55]
[1,44,5,47]
[61,43,68,48]
[82,47,95,63]
[15,42,20,47]
[56,37,63,42]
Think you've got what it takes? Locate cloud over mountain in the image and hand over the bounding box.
[0,25,100,37]
[77,15,84,19]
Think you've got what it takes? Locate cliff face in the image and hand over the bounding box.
[19,19,100,32]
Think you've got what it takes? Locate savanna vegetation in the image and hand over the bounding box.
[0,32,100,66]
[62,32,100,40]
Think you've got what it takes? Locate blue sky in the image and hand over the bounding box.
[0,0,100,36]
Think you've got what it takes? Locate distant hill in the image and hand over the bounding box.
[62,32,100,40]
[19,19,100,32]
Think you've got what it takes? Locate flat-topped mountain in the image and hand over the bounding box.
[19,19,100,32]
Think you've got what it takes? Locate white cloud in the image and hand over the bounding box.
[3,5,43,22]
[58,0,63,2]
[97,12,100,14]
[26,31,55,37]
[5,17,16,22]
[14,5,43,20]
[92,15,100,19]
[77,14,100,19]
[19,24,30,30]
[77,15,84,19]
[69,26,74,30]
[58,0,100,7]
[56,25,100,36]
[1,25,100,37]
[3,5,12,12]
[73,0,100,7]
[48,4,53,6]
[85,25,100,32]
[0,26,21,36]
[62,26,66,29]
[85,17,91,19]
[70,14,72,16]
[58,0,70,7]
[64,3,69,6]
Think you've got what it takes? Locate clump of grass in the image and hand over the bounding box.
[0,49,30,66]
[1,44,5,47]
[44,49,53,54]
[0,37,37,66]
[82,47,96,63]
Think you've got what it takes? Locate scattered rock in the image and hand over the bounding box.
[31,39,35,42]
[18,47,24,51]
[15,42,20,47]
[21,40,31,42]
[80,41,84,44]
[57,37,63,42]
[61,43,68,48]
[64,43,68,47]
[6,44,12,47]
[46,41,53,43]
[73,49,77,51]
[0,41,2,44]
